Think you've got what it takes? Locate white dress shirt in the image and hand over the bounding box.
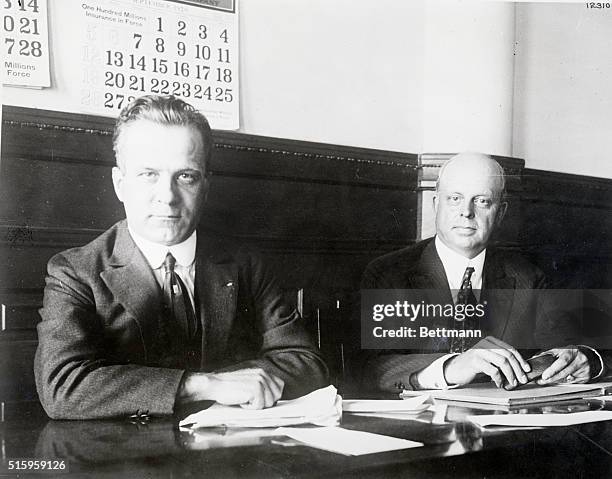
[128,227,197,310]
[435,235,485,301]
[414,237,487,389]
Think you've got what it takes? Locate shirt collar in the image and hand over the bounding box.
[128,227,197,270]
[434,236,486,290]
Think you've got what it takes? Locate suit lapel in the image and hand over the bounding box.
[100,224,163,353]
[482,249,516,339]
[195,234,238,367]
[409,240,454,350]
[412,240,454,306]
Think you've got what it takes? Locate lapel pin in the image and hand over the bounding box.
[225,281,234,287]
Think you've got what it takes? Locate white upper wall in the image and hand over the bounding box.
[512,2,612,177]
[422,0,515,156]
[239,0,424,152]
[2,1,611,178]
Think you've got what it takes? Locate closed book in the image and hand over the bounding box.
[401,382,612,407]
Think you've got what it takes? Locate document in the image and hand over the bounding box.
[401,382,612,406]
[1,0,51,87]
[342,395,433,419]
[343,394,431,413]
[179,385,341,429]
[469,411,612,428]
[277,426,423,456]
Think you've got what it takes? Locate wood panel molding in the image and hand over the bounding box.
[0,224,412,254]
[0,290,41,340]
[522,168,612,208]
[2,106,420,188]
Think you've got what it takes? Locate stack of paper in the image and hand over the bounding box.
[179,385,341,429]
[343,395,431,414]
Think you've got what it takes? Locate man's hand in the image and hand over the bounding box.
[178,368,285,409]
[537,347,591,385]
[443,336,531,389]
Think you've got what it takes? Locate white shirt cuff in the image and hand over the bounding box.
[415,353,460,389]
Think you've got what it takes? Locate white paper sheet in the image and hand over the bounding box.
[347,409,437,421]
[343,395,431,413]
[2,0,51,87]
[468,411,612,428]
[179,385,341,429]
[276,426,423,456]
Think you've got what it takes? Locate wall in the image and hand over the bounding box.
[422,1,515,156]
[1,0,425,153]
[3,1,612,178]
[0,0,516,156]
[512,2,612,178]
[239,0,424,152]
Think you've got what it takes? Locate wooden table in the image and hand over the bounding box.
[1,399,611,478]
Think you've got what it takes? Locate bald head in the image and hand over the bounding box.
[433,152,507,258]
[436,153,506,200]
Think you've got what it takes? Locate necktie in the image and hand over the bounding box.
[450,266,478,353]
[162,252,198,341]
[456,266,477,306]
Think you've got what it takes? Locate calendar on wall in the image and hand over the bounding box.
[1,0,51,88]
[78,0,238,129]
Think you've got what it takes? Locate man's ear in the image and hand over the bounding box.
[495,201,508,225]
[111,166,124,203]
[432,192,439,213]
[201,175,211,204]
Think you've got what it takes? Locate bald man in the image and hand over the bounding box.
[361,153,604,392]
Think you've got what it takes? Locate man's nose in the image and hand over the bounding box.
[459,199,475,218]
[154,174,178,204]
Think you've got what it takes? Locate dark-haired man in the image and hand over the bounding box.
[35,95,328,419]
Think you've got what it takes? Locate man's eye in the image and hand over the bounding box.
[447,195,462,204]
[178,172,200,184]
[138,171,157,179]
[474,197,492,208]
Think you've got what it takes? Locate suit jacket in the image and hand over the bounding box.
[359,237,556,393]
[35,220,328,419]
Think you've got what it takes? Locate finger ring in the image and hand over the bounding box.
[565,375,574,382]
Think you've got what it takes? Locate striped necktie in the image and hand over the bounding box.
[450,266,478,353]
[162,252,197,340]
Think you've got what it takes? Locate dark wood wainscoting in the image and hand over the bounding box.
[520,168,612,289]
[2,105,611,402]
[0,106,419,399]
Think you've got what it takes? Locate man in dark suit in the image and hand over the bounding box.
[34,95,328,419]
[361,153,604,393]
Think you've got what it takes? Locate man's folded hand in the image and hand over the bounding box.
[443,336,531,389]
[537,347,591,385]
[178,368,285,409]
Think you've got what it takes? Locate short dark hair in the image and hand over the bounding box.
[113,95,213,170]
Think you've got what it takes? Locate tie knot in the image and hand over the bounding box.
[460,266,475,289]
[163,252,176,273]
